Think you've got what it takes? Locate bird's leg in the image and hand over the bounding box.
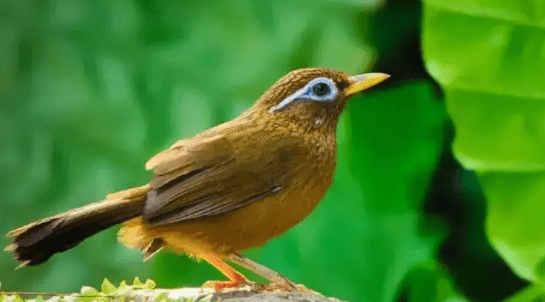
[227,254,312,293]
[201,254,252,290]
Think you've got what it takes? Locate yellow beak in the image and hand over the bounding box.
[345,73,390,96]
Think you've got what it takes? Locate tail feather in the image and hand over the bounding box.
[6,185,149,266]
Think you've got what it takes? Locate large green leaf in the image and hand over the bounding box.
[423,0,545,284]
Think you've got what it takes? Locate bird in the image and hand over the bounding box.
[5,68,389,291]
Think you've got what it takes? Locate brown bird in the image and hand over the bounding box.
[5,68,389,291]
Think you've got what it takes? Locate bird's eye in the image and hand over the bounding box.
[312,82,330,97]
[269,77,338,112]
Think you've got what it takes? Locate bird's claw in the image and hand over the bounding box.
[261,277,315,294]
[202,277,314,294]
[201,279,255,291]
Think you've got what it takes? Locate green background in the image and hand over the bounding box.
[0,0,541,301]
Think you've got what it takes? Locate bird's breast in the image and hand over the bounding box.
[152,120,337,256]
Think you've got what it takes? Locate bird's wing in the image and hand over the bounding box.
[143,131,305,226]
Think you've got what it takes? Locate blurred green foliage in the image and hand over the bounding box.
[395,261,467,302]
[422,0,545,289]
[1,0,538,301]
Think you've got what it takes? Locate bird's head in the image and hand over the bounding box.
[253,68,389,129]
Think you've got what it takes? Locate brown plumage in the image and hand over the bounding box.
[5,68,389,290]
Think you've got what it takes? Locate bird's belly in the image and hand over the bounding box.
[151,178,330,257]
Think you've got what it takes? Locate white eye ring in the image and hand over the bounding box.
[306,77,337,101]
[270,77,338,112]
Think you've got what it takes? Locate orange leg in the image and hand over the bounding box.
[227,254,301,292]
[201,254,248,290]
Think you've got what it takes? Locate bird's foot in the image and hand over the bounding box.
[202,279,255,291]
[261,277,316,294]
[201,277,314,294]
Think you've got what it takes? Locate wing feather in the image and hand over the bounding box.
[143,131,305,226]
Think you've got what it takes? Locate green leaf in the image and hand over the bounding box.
[145,279,156,290]
[423,1,545,171]
[423,0,545,285]
[118,280,128,290]
[101,279,117,295]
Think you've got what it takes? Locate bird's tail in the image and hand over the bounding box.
[5,185,149,267]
